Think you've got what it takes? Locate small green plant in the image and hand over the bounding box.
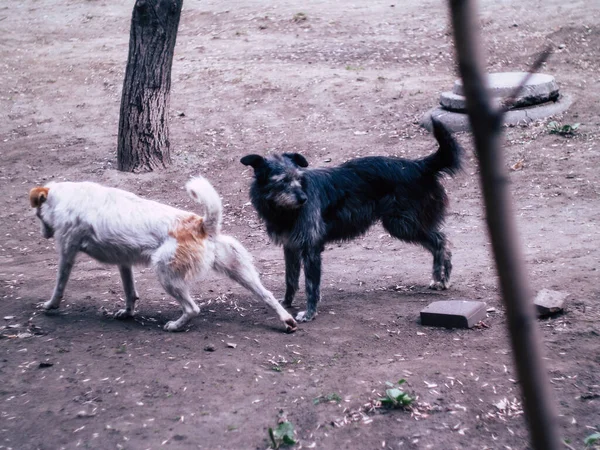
[585,432,600,448]
[378,379,413,408]
[268,421,297,448]
[115,344,127,354]
[548,121,580,136]
[313,392,342,405]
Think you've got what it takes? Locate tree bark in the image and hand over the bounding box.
[117,0,183,172]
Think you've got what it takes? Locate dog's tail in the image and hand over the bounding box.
[422,117,464,177]
[186,176,222,237]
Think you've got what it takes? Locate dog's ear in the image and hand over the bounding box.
[240,154,265,170]
[283,153,309,168]
[29,187,49,208]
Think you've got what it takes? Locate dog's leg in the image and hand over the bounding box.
[283,246,301,307]
[114,265,139,319]
[382,216,451,290]
[44,246,78,311]
[297,248,322,322]
[162,283,199,332]
[155,265,200,332]
[214,236,297,332]
[423,231,452,290]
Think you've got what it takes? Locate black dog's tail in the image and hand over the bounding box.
[422,117,464,177]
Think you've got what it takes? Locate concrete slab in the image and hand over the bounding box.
[439,91,472,112]
[420,94,573,133]
[420,300,487,329]
[452,73,559,103]
[440,80,559,111]
[534,289,568,317]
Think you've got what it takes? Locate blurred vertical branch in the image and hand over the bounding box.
[447,1,560,449]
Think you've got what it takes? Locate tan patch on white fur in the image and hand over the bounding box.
[168,215,207,278]
[29,187,49,208]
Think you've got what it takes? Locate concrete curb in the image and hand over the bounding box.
[420,94,573,133]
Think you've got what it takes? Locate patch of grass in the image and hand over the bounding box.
[268,420,297,448]
[585,432,600,448]
[313,392,342,405]
[115,344,127,354]
[548,121,580,137]
[378,379,413,409]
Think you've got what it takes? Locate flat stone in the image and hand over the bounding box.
[420,300,487,329]
[439,91,504,112]
[440,73,559,112]
[439,91,468,112]
[454,72,559,103]
[420,94,573,133]
[534,289,568,317]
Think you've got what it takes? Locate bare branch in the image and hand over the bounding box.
[447,1,561,449]
[500,46,553,113]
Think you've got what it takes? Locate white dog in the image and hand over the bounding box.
[29,176,297,332]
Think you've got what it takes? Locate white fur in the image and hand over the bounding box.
[186,176,222,236]
[33,177,297,332]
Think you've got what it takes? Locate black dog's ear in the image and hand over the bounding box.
[283,152,309,168]
[240,154,265,169]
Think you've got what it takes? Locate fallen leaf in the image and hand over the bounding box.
[511,160,524,171]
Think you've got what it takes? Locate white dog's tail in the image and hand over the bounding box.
[185,176,222,237]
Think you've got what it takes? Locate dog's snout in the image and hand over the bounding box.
[297,193,307,205]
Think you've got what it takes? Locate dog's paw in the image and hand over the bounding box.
[114,309,133,320]
[284,316,298,333]
[163,320,185,332]
[429,280,450,290]
[296,310,317,322]
[42,300,60,311]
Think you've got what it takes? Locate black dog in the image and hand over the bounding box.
[241,118,464,322]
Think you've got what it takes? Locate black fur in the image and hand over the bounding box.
[241,118,464,322]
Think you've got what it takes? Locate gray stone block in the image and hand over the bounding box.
[453,73,559,106]
[534,289,568,317]
[421,71,571,133]
[420,94,573,133]
[440,91,503,112]
[420,300,487,329]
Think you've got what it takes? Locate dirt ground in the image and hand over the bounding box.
[1,0,599,449]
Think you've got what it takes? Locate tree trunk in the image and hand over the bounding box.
[117,0,183,172]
